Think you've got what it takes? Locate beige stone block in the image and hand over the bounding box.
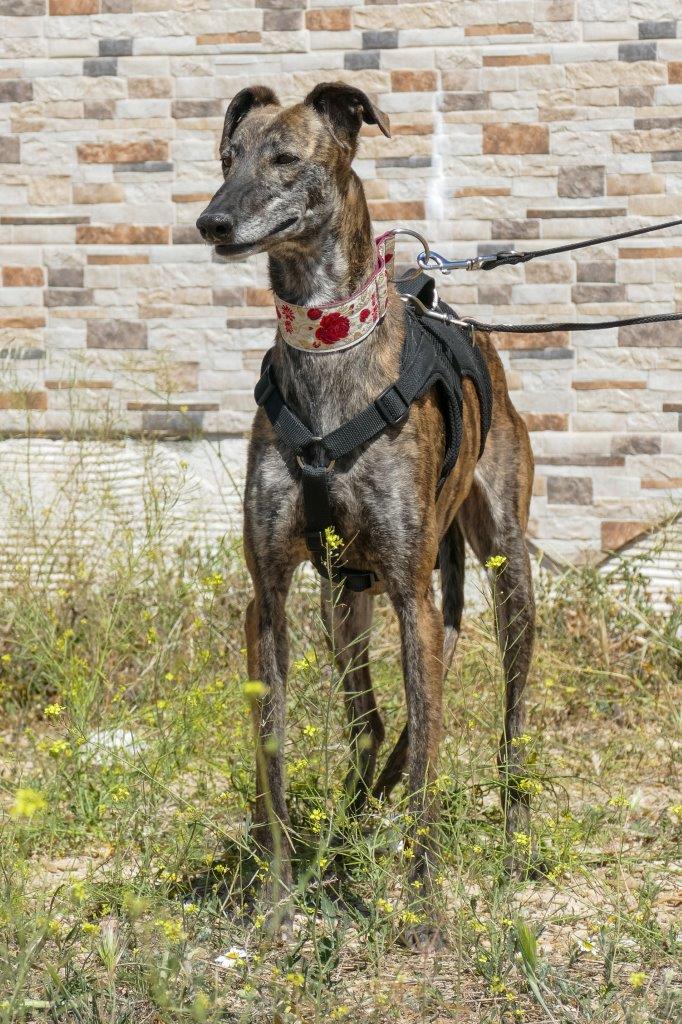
[27,177,71,206]
[353,3,452,30]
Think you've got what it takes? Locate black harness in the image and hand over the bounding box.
[254,272,493,592]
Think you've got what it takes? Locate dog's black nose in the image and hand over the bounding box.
[196,211,233,243]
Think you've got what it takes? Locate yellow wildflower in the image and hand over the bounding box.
[628,972,646,991]
[43,702,65,718]
[485,554,507,570]
[324,527,343,551]
[10,787,47,819]
[243,680,268,702]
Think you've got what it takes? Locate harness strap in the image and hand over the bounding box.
[255,342,436,462]
[298,463,378,592]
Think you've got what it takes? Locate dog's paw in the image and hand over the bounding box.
[400,923,445,954]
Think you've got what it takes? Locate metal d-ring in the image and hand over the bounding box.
[387,227,433,281]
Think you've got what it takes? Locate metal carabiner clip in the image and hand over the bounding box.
[386,227,433,281]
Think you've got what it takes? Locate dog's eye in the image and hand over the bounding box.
[221,155,232,174]
[274,152,299,166]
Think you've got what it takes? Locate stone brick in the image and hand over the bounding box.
[483,54,550,66]
[618,42,656,62]
[547,477,593,504]
[490,219,540,239]
[572,284,626,304]
[368,200,425,220]
[619,321,682,347]
[0,391,47,411]
[3,266,44,286]
[523,413,569,431]
[50,0,98,10]
[306,8,351,31]
[47,267,83,287]
[611,435,661,455]
[601,520,649,551]
[87,254,149,265]
[492,332,570,351]
[558,165,604,197]
[670,63,682,85]
[263,10,302,31]
[440,92,488,111]
[128,78,172,98]
[344,51,379,71]
[172,225,202,244]
[391,70,437,92]
[74,183,124,203]
[84,59,118,78]
[576,262,615,283]
[44,288,94,307]
[77,141,168,163]
[362,30,397,49]
[638,21,676,39]
[642,477,682,489]
[46,380,112,390]
[619,86,654,106]
[99,38,133,57]
[196,32,260,45]
[483,124,549,155]
[0,80,32,103]
[84,100,115,120]
[4,0,45,12]
[87,320,147,349]
[606,173,664,194]
[76,225,170,244]
[465,23,532,36]
[0,137,20,163]
[478,284,510,305]
[572,380,646,390]
[172,100,223,119]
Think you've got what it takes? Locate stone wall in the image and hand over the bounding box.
[1,0,681,563]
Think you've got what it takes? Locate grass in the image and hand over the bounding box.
[0,461,680,1023]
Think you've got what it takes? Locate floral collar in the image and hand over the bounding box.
[274,233,395,352]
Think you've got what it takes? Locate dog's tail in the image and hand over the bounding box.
[439,518,466,671]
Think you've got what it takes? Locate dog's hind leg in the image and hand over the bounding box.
[321,585,384,813]
[372,519,465,802]
[459,472,536,873]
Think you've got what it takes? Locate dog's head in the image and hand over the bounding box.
[196,82,390,258]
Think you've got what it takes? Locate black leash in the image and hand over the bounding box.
[474,215,682,271]
[463,311,682,335]
[412,216,682,334]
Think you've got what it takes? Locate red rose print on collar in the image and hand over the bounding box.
[315,311,350,344]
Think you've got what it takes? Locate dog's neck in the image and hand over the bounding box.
[267,172,375,307]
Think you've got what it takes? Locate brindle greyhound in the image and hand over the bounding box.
[197,83,535,951]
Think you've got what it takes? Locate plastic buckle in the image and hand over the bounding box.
[375,384,409,426]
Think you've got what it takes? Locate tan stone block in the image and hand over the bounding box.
[618,247,682,260]
[492,330,570,350]
[483,54,550,66]
[76,225,169,244]
[87,254,149,265]
[606,173,665,195]
[196,32,260,45]
[0,391,47,411]
[0,314,45,328]
[483,123,549,154]
[3,265,44,287]
[466,22,532,36]
[669,62,682,84]
[601,520,649,551]
[391,70,438,92]
[305,8,351,32]
[74,183,124,204]
[172,191,212,204]
[77,140,168,163]
[573,379,645,390]
[27,177,71,206]
[368,200,426,220]
[128,78,173,99]
[354,3,451,30]
[523,413,569,431]
[49,0,99,12]
[641,477,682,489]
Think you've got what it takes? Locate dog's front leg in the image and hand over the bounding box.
[391,583,445,952]
[245,579,293,924]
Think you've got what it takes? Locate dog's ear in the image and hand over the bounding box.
[305,82,391,152]
[221,86,280,148]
